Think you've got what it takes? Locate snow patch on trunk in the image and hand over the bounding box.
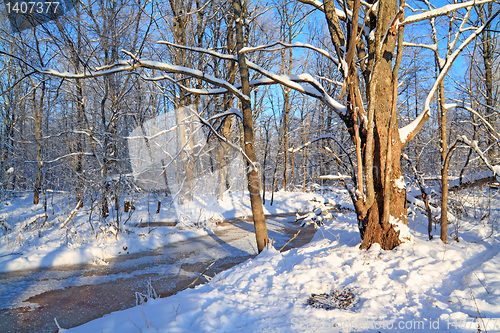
[394,176,406,190]
[389,216,412,242]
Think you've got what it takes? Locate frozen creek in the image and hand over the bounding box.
[0,216,316,333]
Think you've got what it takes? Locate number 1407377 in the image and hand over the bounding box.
[4,1,60,14]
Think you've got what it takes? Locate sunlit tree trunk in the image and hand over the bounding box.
[439,81,449,244]
[339,0,408,250]
[233,0,269,252]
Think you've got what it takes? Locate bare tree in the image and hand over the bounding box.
[4,0,497,251]
[406,0,500,243]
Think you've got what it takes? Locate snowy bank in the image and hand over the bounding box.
[0,190,345,273]
[66,211,500,333]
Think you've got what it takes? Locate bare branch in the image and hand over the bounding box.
[402,0,494,26]
[400,6,500,146]
[158,41,347,114]
[240,41,339,65]
[403,42,438,52]
[186,107,256,169]
[446,102,500,140]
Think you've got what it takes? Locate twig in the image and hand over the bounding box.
[465,258,490,295]
[279,230,301,252]
[183,261,215,290]
[467,278,487,333]
[60,200,82,229]
[54,317,65,331]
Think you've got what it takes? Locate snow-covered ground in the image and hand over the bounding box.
[59,188,499,333]
[1,187,499,332]
[0,190,342,273]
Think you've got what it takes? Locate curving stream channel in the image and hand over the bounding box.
[0,216,316,332]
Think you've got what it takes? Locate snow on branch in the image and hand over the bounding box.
[240,41,339,65]
[140,71,283,97]
[135,72,228,96]
[403,42,437,53]
[158,41,347,114]
[402,0,494,26]
[399,6,500,146]
[314,75,343,87]
[446,102,499,140]
[157,41,236,61]
[244,68,347,114]
[30,51,250,102]
[31,41,346,116]
[399,109,430,145]
[447,137,500,189]
[296,0,347,19]
[456,136,494,171]
[121,51,250,102]
[208,108,243,121]
[37,61,135,79]
[316,175,351,180]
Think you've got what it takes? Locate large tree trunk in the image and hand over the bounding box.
[311,0,412,250]
[359,66,408,250]
[360,144,407,250]
[351,0,408,250]
[233,0,269,253]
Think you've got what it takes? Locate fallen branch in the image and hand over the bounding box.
[183,261,216,291]
[450,175,496,192]
[60,200,82,229]
[279,230,301,252]
[26,213,48,229]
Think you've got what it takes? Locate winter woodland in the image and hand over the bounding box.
[0,0,499,332]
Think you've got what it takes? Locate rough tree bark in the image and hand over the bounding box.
[342,0,408,250]
[293,0,410,249]
[233,0,269,252]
